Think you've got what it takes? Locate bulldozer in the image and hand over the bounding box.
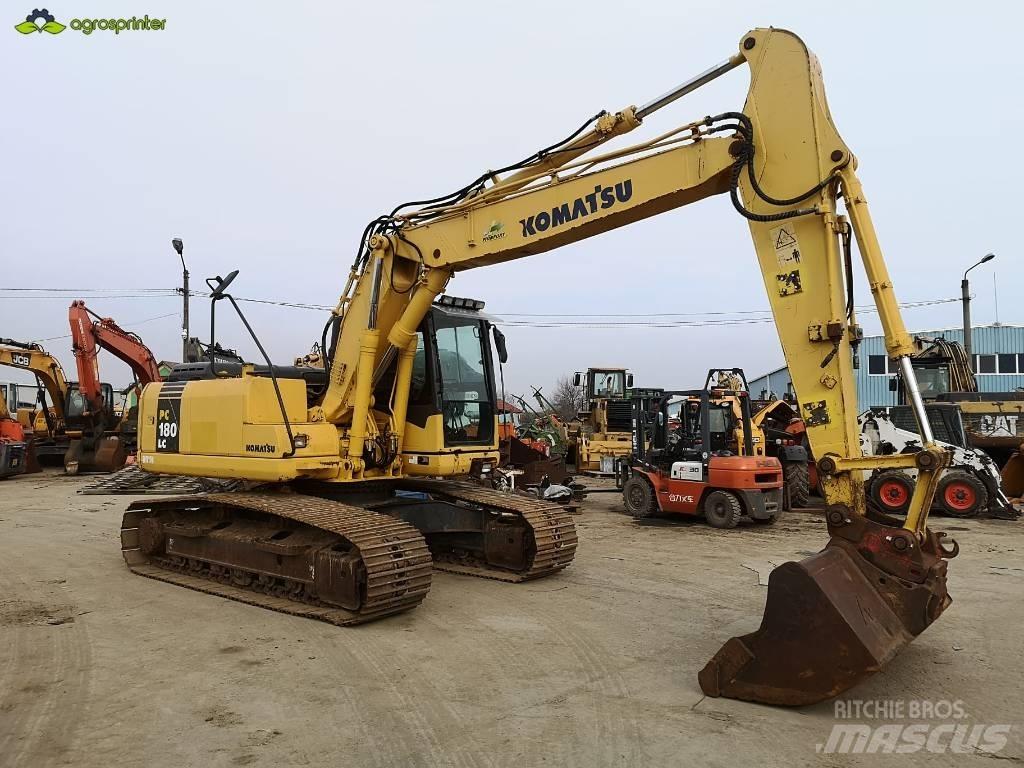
[122,27,961,706]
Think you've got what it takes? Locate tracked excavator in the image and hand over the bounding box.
[0,338,72,465]
[66,300,163,473]
[122,27,960,705]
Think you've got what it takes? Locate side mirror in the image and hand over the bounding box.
[573,372,581,387]
[492,326,508,365]
[626,373,634,388]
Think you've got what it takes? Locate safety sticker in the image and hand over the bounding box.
[770,224,801,268]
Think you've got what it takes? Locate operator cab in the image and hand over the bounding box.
[378,295,502,448]
[680,398,736,456]
[63,382,114,431]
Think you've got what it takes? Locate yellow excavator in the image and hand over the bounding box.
[0,338,72,465]
[122,27,958,706]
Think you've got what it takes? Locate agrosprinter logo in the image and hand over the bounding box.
[15,9,65,34]
[14,8,167,35]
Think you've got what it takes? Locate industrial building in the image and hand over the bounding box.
[749,323,1024,411]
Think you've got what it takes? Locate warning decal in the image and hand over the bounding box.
[770,224,801,268]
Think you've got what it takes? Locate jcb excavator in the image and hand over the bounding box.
[122,28,959,706]
[0,338,71,465]
[66,300,163,473]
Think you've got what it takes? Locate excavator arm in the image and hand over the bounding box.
[329,28,943,528]
[68,300,163,407]
[313,27,954,703]
[0,338,70,432]
[65,301,160,474]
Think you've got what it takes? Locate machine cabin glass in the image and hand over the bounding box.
[64,382,114,429]
[911,363,951,399]
[402,307,497,447]
[589,370,626,400]
[681,400,735,454]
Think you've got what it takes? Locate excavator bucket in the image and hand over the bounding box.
[699,511,955,706]
[1000,451,1024,499]
[64,435,127,474]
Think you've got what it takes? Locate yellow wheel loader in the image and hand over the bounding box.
[572,367,634,474]
[124,27,961,706]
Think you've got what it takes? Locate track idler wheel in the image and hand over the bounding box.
[698,506,955,706]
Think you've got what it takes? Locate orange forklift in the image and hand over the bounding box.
[619,387,783,527]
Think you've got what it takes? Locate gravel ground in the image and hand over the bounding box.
[1,472,1021,767]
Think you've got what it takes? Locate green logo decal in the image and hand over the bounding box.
[15,9,167,35]
[15,8,65,34]
[482,220,506,242]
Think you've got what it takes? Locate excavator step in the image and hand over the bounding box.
[82,464,243,495]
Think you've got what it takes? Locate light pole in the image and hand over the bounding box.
[172,238,189,361]
[962,252,995,369]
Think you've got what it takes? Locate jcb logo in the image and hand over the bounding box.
[11,353,30,366]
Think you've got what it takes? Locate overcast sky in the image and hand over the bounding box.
[2,1,1020,400]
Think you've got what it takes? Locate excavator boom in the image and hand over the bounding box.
[129,26,957,705]
[66,301,162,473]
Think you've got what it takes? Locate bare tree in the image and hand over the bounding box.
[548,374,585,421]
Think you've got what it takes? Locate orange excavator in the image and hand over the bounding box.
[65,301,163,473]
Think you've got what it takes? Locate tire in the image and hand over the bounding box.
[783,461,810,509]
[703,490,741,529]
[622,475,658,519]
[935,470,988,518]
[868,470,915,515]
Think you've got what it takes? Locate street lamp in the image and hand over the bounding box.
[172,238,190,362]
[962,252,995,369]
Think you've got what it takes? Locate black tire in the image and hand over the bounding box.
[622,475,658,518]
[935,470,988,518]
[703,490,741,529]
[783,461,810,509]
[867,469,915,515]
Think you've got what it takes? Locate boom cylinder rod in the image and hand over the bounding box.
[897,355,936,445]
[636,53,745,120]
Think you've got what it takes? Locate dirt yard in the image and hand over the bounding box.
[1,472,1021,767]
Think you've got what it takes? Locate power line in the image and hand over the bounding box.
[494,297,961,318]
[33,312,180,342]
[0,286,964,325]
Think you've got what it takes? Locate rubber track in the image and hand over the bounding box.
[395,479,578,582]
[120,492,432,625]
